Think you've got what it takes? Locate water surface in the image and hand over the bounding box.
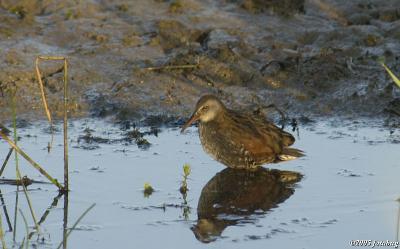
[0,119,399,248]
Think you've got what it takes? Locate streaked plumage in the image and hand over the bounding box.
[181,95,303,169]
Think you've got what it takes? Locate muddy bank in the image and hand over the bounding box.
[0,0,400,124]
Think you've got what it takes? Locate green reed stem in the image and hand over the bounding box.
[12,186,19,242]
[56,203,95,249]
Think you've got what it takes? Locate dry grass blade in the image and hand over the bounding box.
[0,148,14,177]
[0,190,13,232]
[63,58,69,192]
[0,131,63,189]
[13,186,19,242]
[35,56,69,124]
[36,56,69,191]
[145,64,199,71]
[35,55,69,191]
[35,57,52,124]
[38,56,66,60]
[11,94,40,233]
[16,169,40,234]
[0,207,7,249]
[28,192,63,240]
[56,203,96,249]
[381,63,400,88]
[18,209,29,249]
[144,57,200,71]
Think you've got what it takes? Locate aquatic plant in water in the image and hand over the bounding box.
[143,182,154,198]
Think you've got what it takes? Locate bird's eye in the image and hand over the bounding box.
[202,105,209,112]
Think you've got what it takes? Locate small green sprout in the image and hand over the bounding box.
[143,182,154,198]
[179,164,191,219]
[183,163,191,177]
[180,164,191,195]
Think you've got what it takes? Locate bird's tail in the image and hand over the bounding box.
[277,147,305,161]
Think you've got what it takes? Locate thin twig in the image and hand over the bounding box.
[35,57,52,125]
[35,57,58,153]
[63,192,68,249]
[38,56,66,60]
[0,206,7,249]
[28,192,63,239]
[56,203,96,249]
[0,131,63,189]
[18,209,29,249]
[63,58,69,192]
[16,170,40,233]
[12,186,19,242]
[0,148,14,177]
[0,189,13,231]
[36,56,69,191]
[0,177,49,186]
[144,58,200,71]
[145,64,198,71]
[12,91,19,243]
[11,94,40,233]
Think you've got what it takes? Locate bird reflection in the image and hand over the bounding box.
[192,167,302,243]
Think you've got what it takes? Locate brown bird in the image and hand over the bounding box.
[181,95,304,169]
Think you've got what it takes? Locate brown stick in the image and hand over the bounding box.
[145,64,198,71]
[38,56,66,60]
[35,56,69,126]
[0,189,13,232]
[0,148,13,177]
[35,56,69,191]
[28,192,64,239]
[63,58,69,192]
[144,57,200,71]
[0,131,63,189]
[35,57,52,124]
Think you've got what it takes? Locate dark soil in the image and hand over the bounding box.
[1,0,400,124]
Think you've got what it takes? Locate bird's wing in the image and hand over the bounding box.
[222,112,283,163]
[257,121,295,147]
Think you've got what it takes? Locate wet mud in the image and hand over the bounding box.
[0,0,400,124]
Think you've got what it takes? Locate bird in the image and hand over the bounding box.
[181,95,304,169]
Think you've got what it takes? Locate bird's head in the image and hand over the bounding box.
[181,95,225,133]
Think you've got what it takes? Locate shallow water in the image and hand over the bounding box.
[0,119,399,248]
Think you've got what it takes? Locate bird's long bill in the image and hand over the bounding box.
[181,112,199,133]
